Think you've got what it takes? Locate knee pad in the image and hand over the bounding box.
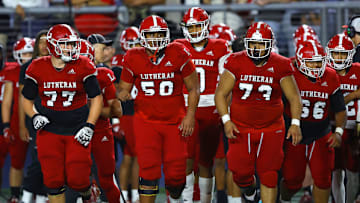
[258,170,278,188]
[166,184,185,199]
[47,186,66,196]
[232,172,254,188]
[139,178,159,196]
[313,175,331,189]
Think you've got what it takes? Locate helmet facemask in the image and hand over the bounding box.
[298,56,326,78]
[181,19,209,43]
[245,38,272,60]
[140,29,170,51]
[326,48,355,70]
[48,35,80,62]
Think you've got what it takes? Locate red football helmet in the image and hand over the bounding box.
[218,29,237,45]
[46,24,80,62]
[120,26,141,52]
[139,15,170,51]
[244,22,274,59]
[294,32,320,50]
[209,23,232,39]
[293,24,317,40]
[296,40,326,78]
[13,37,34,65]
[181,7,210,43]
[79,39,95,62]
[326,34,355,70]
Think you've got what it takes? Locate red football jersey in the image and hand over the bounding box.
[95,67,117,129]
[175,38,230,107]
[111,54,124,68]
[225,51,295,129]
[285,67,340,122]
[120,42,194,124]
[4,64,21,125]
[338,63,360,128]
[25,56,97,111]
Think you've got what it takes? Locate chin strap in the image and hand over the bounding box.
[148,48,159,63]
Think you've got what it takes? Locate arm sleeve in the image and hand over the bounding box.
[19,62,29,85]
[330,88,346,113]
[112,67,122,84]
[84,75,101,99]
[279,59,296,80]
[22,78,38,100]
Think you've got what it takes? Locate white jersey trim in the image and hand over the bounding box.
[184,94,215,107]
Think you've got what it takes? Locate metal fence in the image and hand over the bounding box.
[0,1,359,58]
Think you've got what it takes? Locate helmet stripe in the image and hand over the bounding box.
[63,24,75,36]
[152,15,158,27]
[190,7,195,18]
[310,40,319,55]
[339,34,344,47]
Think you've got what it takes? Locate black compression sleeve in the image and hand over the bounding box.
[22,78,38,100]
[84,75,101,98]
[330,89,346,113]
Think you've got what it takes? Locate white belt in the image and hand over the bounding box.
[184,94,215,107]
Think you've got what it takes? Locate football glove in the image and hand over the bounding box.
[74,123,95,147]
[3,123,14,144]
[32,114,50,130]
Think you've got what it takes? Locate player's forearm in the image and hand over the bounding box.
[215,90,230,117]
[111,99,122,118]
[23,98,36,118]
[87,94,103,125]
[18,86,26,128]
[2,83,13,123]
[288,95,302,120]
[335,110,347,129]
[186,88,199,117]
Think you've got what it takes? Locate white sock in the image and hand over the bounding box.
[231,197,242,203]
[21,190,33,203]
[182,172,194,202]
[199,177,213,203]
[131,189,139,202]
[169,195,183,203]
[244,189,256,201]
[346,169,359,203]
[35,195,48,203]
[332,169,345,203]
[120,190,128,203]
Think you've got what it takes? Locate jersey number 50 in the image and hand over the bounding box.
[141,81,173,96]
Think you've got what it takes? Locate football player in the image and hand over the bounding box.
[215,21,302,202]
[175,7,231,203]
[21,24,103,203]
[327,33,360,203]
[280,40,346,203]
[118,15,200,203]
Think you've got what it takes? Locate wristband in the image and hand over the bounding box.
[84,122,95,130]
[335,127,344,136]
[221,114,230,124]
[3,122,10,129]
[291,118,300,126]
[112,118,120,124]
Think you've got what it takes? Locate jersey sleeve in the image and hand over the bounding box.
[223,54,237,79]
[120,53,135,84]
[278,58,295,80]
[181,60,195,78]
[82,59,97,82]
[101,68,117,100]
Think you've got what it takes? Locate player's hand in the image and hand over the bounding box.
[74,123,95,147]
[328,132,342,148]
[286,125,302,146]
[32,114,50,130]
[19,125,30,142]
[179,114,195,137]
[224,121,239,139]
[3,126,15,144]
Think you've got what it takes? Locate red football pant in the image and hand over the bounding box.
[134,115,187,187]
[120,115,136,157]
[227,126,285,188]
[334,129,360,172]
[0,131,28,169]
[92,127,120,203]
[282,132,334,190]
[36,130,92,191]
[187,107,222,168]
